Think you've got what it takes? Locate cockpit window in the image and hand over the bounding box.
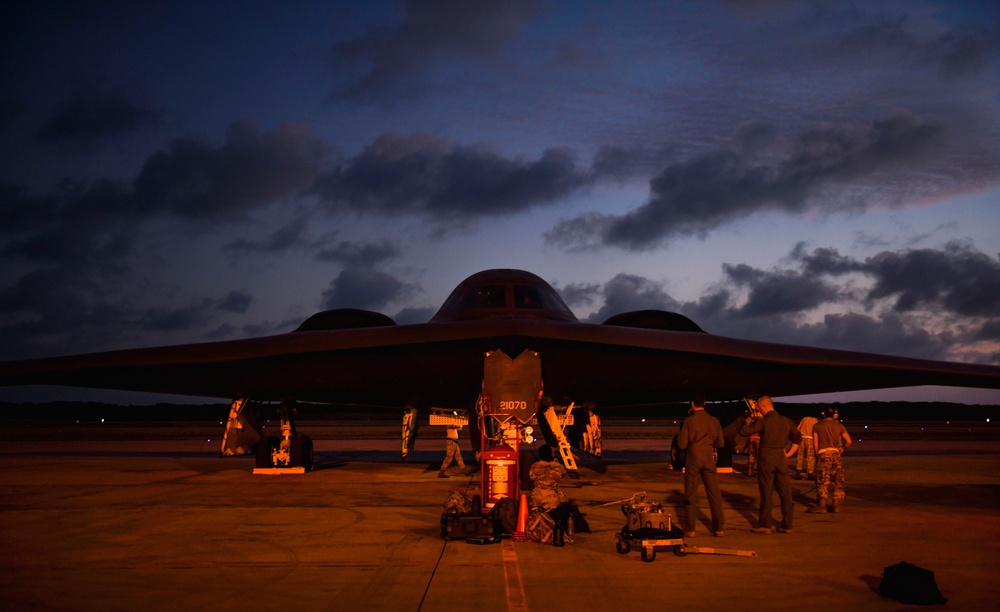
[450,285,506,310]
[432,271,579,322]
[513,285,542,308]
[514,284,573,315]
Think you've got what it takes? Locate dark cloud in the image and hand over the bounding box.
[568,243,999,364]
[733,121,779,160]
[2,179,135,267]
[133,121,326,220]
[0,120,327,357]
[314,239,419,313]
[393,306,435,325]
[140,299,218,333]
[977,320,1000,342]
[242,318,300,339]
[136,290,256,335]
[797,245,865,276]
[923,21,999,79]
[0,267,99,320]
[542,212,613,252]
[315,133,588,220]
[549,112,948,250]
[0,263,138,360]
[314,239,400,266]
[331,0,545,101]
[556,281,601,310]
[203,323,238,340]
[849,245,1000,317]
[722,263,840,318]
[9,117,329,249]
[217,290,252,314]
[730,4,999,85]
[809,311,946,359]
[581,273,682,323]
[589,144,675,182]
[224,217,319,254]
[320,267,418,312]
[37,90,159,149]
[791,243,1000,317]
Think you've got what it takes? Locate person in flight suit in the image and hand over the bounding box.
[739,396,801,534]
[676,394,726,537]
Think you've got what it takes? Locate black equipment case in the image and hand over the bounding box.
[440,514,496,540]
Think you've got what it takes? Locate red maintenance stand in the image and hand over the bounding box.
[477,349,542,512]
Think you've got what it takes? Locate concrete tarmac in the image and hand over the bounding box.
[1,432,999,611]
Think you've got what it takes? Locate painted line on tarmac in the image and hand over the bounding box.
[502,539,528,612]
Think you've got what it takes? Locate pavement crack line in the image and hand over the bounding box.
[419,538,527,612]
[418,539,449,612]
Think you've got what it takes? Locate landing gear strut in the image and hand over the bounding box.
[252,399,313,473]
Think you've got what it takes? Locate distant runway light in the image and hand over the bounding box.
[641,418,646,423]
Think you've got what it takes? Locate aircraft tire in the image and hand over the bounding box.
[519,449,536,491]
[292,435,314,471]
[256,436,278,468]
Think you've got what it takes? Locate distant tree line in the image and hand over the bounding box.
[1,399,996,424]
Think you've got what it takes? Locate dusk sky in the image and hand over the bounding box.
[2,1,999,405]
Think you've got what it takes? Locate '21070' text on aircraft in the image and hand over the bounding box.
[2,269,999,479]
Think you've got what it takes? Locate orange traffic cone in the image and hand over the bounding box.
[513,493,529,542]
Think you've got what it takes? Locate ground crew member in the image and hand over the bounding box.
[795,414,819,479]
[438,424,465,478]
[808,407,852,513]
[746,432,760,476]
[739,396,801,534]
[677,394,726,538]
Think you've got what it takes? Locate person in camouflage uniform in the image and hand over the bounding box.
[438,424,466,478]
[808,407,852,513]
[746,433,760,476]
[528,446,568,511]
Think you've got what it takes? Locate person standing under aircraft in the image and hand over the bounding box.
[808,407,852,513]
[740,396,801,534]
[795,413,819,479]
[438,424,465,478]
[677,394,726,538]
[746,431,760,476]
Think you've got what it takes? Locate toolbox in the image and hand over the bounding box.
[440,513,496,540]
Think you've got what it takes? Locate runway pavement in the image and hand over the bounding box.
[1,429,998,611]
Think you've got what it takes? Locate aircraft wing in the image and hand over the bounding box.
[2,316,998,408]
